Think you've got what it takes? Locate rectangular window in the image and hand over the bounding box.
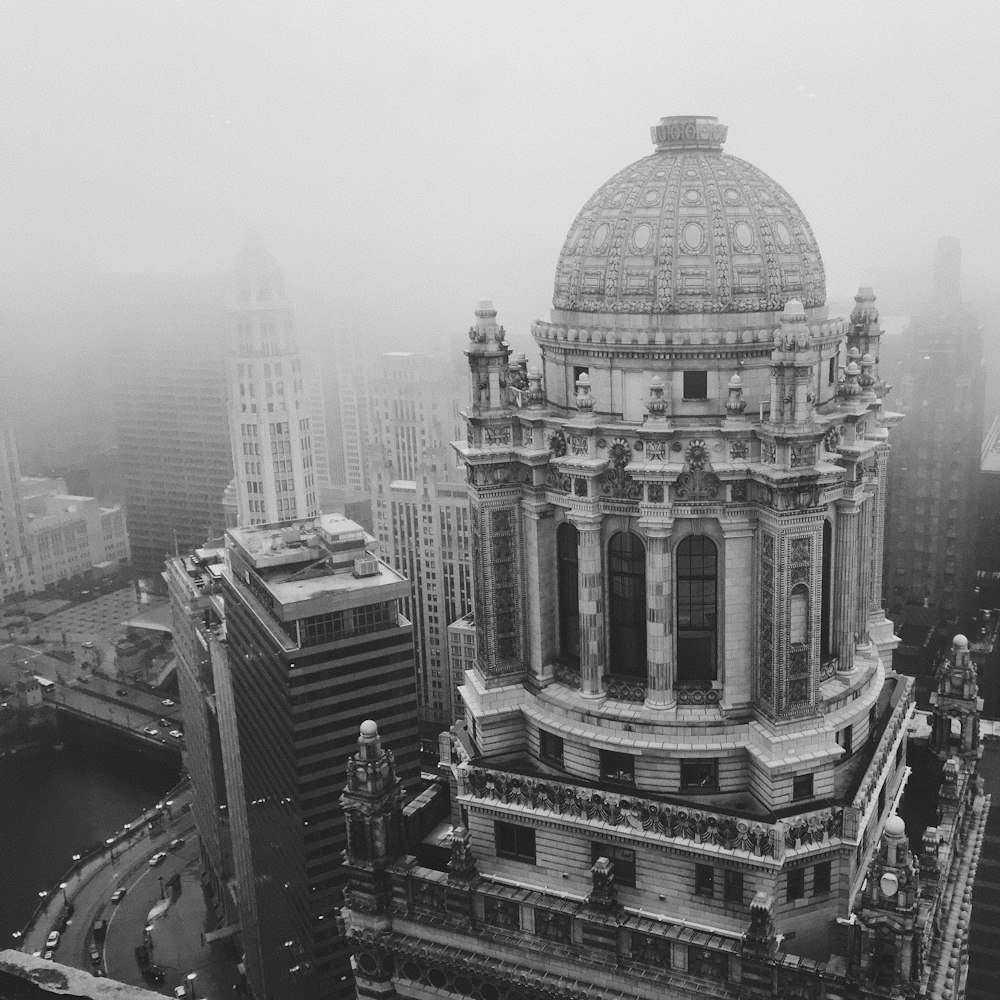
[792,773,814,801]
[836,724,853,756]
[539,729,564,767]
[813,861,831,895]
[695,863,714,898]
[683,370,708,400]
[495,821,536,864]
[680,758,719,791]
[723,869,744,904]
[828,356,837,384]
[599,750,635,786]
[591,842,636,888]
[787,868,805,901]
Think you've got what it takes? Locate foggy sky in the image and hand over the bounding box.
[1,2,997,360]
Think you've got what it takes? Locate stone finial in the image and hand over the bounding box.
[646,373,668,421]
[468,299,505,351]
[859,354,876,391]
[526,366,545,408]
[447,825,477,883]
[359,719,381,761]
[587,855,620,912]
[774,299,811,352]
[851,286,879,326]
[839,360,862,398]
[726,372,746,417]
[575,372,595,414]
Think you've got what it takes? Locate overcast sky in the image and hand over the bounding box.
[1,2,996,359]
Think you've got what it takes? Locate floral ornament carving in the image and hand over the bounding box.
[544,467,571,493]
[790,443,815,468]
[729,439,749,461]
[646,440,666,461]
[484,425,511,446]
[548,430,567,458]
[676,438,721,501]
[823,426,841,453]
[761,441,776,465]
[600,437,641,501]
[570,434,588,456]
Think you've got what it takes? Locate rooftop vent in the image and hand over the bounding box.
[353,557,380,579]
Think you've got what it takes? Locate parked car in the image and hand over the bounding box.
[148,852,167,867]
[169,730,183,739]
[82,641,94,649]
[168,837,185,851]
[111,887,127,903]
[93,919,106,941]
[159,717,170,727]
[142,727,159,736]
[45,931,60,949]
[90,947,101,965]
[161,698,175,707]
[43,950,54,961]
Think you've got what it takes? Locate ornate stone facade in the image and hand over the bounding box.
[342,115,988,1000]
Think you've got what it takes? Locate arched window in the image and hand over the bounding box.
[821,521,832,657]
[676,535,718,684]
[557,522,580,664]
[608,532,647,679]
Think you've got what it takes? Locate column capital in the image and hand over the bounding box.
[567,510,603,531]
[637,518,673,537]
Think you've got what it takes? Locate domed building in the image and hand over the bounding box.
[341,116,988,1000]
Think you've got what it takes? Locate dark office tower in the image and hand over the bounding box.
[883,238,985,623]
[216,514,419,1000]
[165,546,232,913]
[106,275,233,579]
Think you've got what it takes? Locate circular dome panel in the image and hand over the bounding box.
[553,116,825,315]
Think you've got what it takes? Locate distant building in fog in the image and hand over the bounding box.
[0,424,37,599]
[21,475,129,585]
[883,237,985,624]
[976,414,1000,609]
[224,240,321,527]
[335,360,372,495]
[108,275,233,579]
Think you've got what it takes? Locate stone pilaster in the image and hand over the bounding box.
[573,516,605,698]
[869,442,890,618]
[834,497,862,673]
[642,526,673,708]
[855,491,874,647]
[522,502,557,684]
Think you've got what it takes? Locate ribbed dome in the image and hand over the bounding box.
[553,116,825,315]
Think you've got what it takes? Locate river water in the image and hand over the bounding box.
[0,725,180,941]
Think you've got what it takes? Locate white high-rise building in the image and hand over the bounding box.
[225,239,321,527]
[0,424,36,599]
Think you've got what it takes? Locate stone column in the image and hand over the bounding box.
[834,497,862,672]
[643,526,673,707]
[869,443,891,619]
[574,517,605,698]
[855,491,874,647]
[522,503,556,685]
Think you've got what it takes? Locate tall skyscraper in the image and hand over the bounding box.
[225,240,321,527]
[373,453,474,729]
[0,424,36,599]
[107,275,233,579]
[342,115,988,1000]
[165,546,232,914]
[214,513,420,1000]
[882,238,985,623]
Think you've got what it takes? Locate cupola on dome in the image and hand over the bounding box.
[553,116,825,315]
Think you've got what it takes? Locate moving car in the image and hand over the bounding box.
[161,698,175,707]
[90,948,101,965]
[142,727,159,736]
[148,852,167,867]
[111,887,127,903]
[82,641,94,649]
[43,950,53,960]
[168,837,185,851]
[45,931,60,949]
[169,730,183,739]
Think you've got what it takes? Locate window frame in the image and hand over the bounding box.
[786,867,805,902]
[694,863,715,898]
[813,860,831,895]
[539,729,564,768]
[680,758,719,792]
[599,749,636,787]
[792,773,814,802]
[608,531,647,679]
[723,868,744,904]
[494,821,536,865]
[676,535,718,685]
[683,370,709,400]
[556,521,580,665]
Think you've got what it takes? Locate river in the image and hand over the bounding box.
[0,723,181,941]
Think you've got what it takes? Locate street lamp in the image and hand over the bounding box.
[186,972,197,997]
[59,882,68,906]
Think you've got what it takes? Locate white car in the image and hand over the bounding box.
[161,698,175,707]
[143,727,159,736]
[148,852,167,867]
[111,887,126,903]
[169,730,183,739]
[45,930,60,949]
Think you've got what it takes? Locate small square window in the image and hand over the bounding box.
[495,821,536,864]
[539,729,564,767]
[683,370,708,400]
[600,750,635,786]
[695,863,714,898]
[591,842,636,888]
[787,868,805,901]
[792,773,814,802]
[681,758,719,791]
[813,861,831,895]
[723,869,744,904]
